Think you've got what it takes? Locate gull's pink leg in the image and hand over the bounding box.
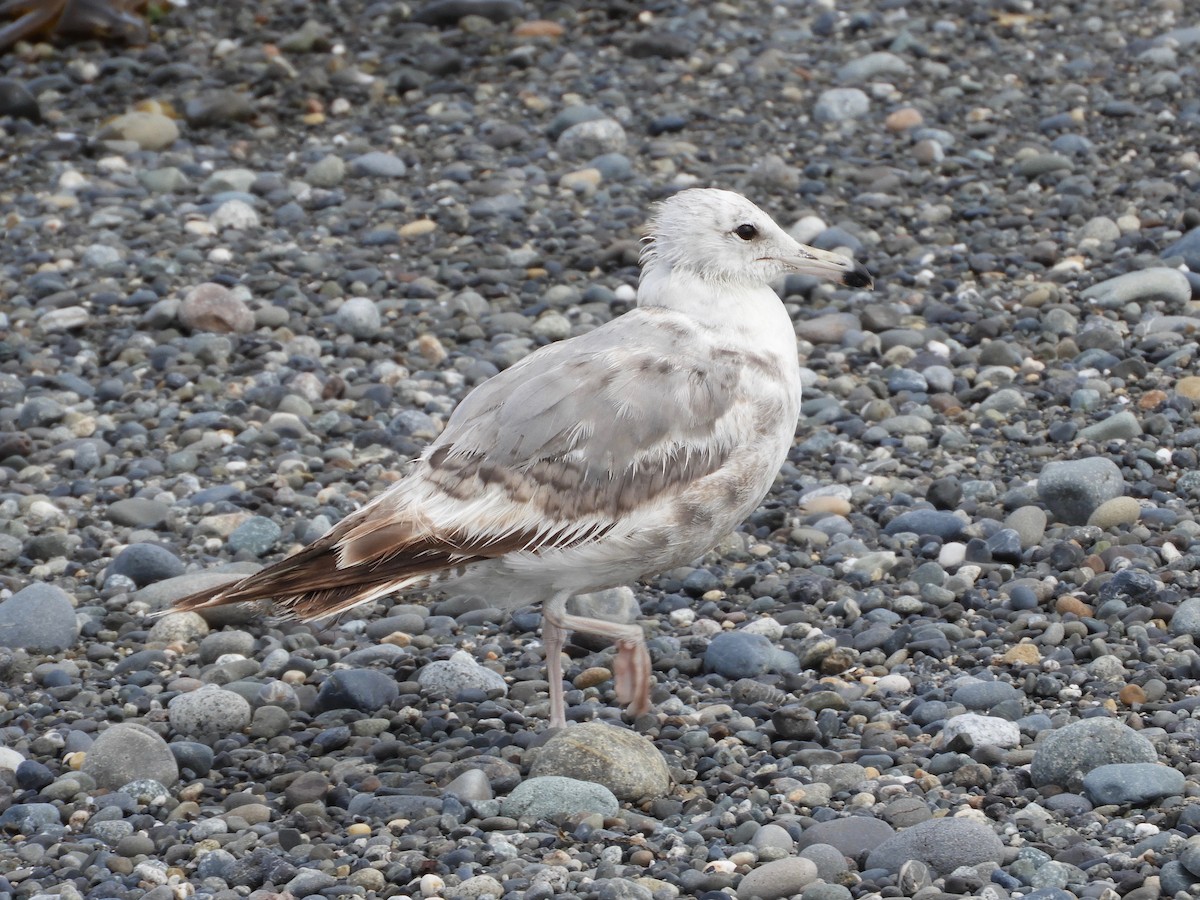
[543,595,650,724]
[540,607,569,729]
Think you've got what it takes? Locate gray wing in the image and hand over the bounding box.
[335,307,749,564]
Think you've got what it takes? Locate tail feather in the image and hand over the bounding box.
[173,532,477,621]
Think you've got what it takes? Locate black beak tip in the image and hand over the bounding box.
[845,262,874,290]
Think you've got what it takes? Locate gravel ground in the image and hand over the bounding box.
[4,1,1200,898]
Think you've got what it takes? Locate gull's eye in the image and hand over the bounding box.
[734,223,759,241]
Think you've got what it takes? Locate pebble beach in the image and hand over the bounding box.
[4,1,1200,899]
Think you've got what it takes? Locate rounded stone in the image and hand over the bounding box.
[106,543,185,587]
[169,685,253,737]
[813,88,870,122]
[1030,717,1157,792]
[530,722,671,801]
[795,816,896,858]
[417,650,507,700]
[317,668,401,713]
[556,118,626,159]
[736,857,819,900]
[0,583,79,652]
[940,713,1021,749]
[178,283,255,334]
[1037,458,1125,526]
[335,296,382,339]
[1086,496,1141,529]
[99,111,179,150]
[82,722,179,790]
[500,775,619,819]
[1081,762,1185,806]
[704,631,797,679]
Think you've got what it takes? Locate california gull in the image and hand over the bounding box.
[175,188,873,727]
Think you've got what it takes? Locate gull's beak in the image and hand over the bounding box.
[781,243,874,289]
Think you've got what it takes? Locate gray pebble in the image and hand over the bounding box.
[704,631,797,679]
[796,817,895,857]
[1037,457,1125,525]
[350,151,407,177]
[813,88,870,123]
[317,668,401,712]
[556,118,627,158]
[0,583,79,652]
[335,296,382,339]
[106,543,185,588]
[169,686,253,736]
[417,650,507,699]
[500,775,619,819]
[227,516,282,556]
[107,497,172,528]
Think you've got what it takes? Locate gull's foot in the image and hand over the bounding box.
[613,636,651,718]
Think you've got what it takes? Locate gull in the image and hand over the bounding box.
[175,188,872,728]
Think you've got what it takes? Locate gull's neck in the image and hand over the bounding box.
[638,260,795,349]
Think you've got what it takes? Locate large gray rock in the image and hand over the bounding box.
[82,722,179,790]
[1037,458,1125,525]
[530,722,670,801]
[864,818,1004,875]
[1030,717,1157,792]
[0,583,79,652]
[736,857,819,900]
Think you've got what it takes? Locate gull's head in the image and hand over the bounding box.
[641,188,872,290]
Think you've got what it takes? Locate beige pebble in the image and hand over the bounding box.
[347,822,372,837]
[1001,643,1040,666]
[560,167,602,193]
[417,333,448,364]
[574,666,613,689]
[400,219,437,238]
[885,106,923,131]
[799,495,851,516]
[1176,375,1200,401]
[514,19,565,38]
[1086,496,1140,530]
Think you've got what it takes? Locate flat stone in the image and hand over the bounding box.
[940,713,1021,749]
[107,497,171,528]
[1082,763,1184,806]
[1081,267,1191,308]
[864,817,1004,875]
[736,857,819,900]
[500,775,619,819]
[795,816,896,858]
